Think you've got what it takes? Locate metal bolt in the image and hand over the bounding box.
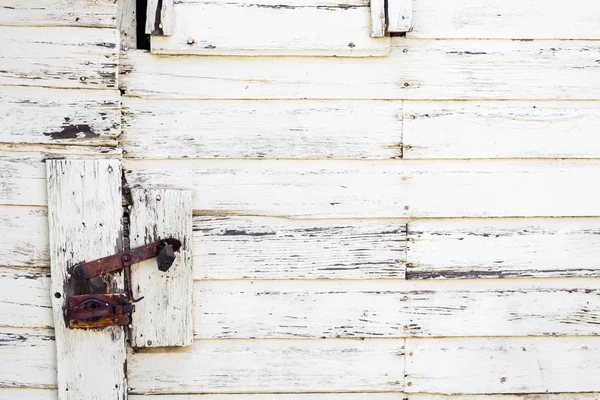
[409,352,413,356]
[73,268,84,279]
[404,205,409,210]
[402,296,408,301]
[407,382,413,387]
[406,263,413,267]
[187,39,195,45]
[403,325,409,331]
[404,82,410,87]
[113,317,119,323]
[394,114,399,119]
[395,381,400,385]
[405,145,412,150]
[156,194,162,201]
[122,254,131,263]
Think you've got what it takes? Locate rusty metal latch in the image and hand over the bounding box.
[65,238,182,329]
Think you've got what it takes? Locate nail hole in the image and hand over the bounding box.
[54,292,61,298]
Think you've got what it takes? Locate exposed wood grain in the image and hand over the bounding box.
[150,3,389,56]
[118,0,137,50]
[193,279,600,338]
[403,102,600,159]
[121,42,600,99]
[407,218,600,279]
[145,0,174,35]
[407,396,600,400]
[0,145,121,207]
[0,86,120,146]
[1,27,118,89]
[0,389,57,399]
[405,337,600,394]
[121,98,402,159]
[0,267,53,329]
[0,0,117,28]
[370,0,386,37]
[0,207,48,267]
[46,159,125,399]
[0,327,56,388]
[124,159,600,218]
[387,0,412,32]
[194,215,406,280]
[128,339,404,394]
[128,395,600,400]
[409,0,600,39]
[129,188,193,347]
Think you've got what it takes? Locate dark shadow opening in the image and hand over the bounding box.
[136,0,150,50]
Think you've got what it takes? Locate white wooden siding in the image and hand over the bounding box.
[150,1,390,56]
[405,337,600,394]
[124,159,600,218]
[128,395,600,400]
[409,0,600,39]
[386,0,412,32]
[121,99,402,159]
[407,218,600,279]
[121,42,600,100]
[0,207,48,267]
[0,267,52,329]
[128,339,404,394]
[0,0,117,27]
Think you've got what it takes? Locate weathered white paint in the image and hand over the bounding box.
[0,145,121,207]
[151,2,389,56]
[127,395,600,400]
[46,159,125,400]
[121,99,402,159]
[0,267,52,328]
[370,0,386,37]
[121,42,600,99]
[408,396,600,400]
[1,86,120,146]
[193,279,600,338]
[405,337,600,394]
[0,327,56,388]
[0,389,57,400]
[403,102,600,159]
[128,339,405,393]
[194,216,406,280]
[145,0,173,35]
[407,218,600,279]
[0,206,48,267]
[124,159,600,218]
[1,27,118,89]
[386,0,412,32]
[0,0,117,27]
[129,188,193,347]
[118,0,137,50]
[409,0,600,39]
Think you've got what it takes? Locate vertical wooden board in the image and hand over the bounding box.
[129,188,193,347]
[118,0,137,50]
[405,337,600,394]
[128,339,405,393]
[0,206,49,267]
[407,218,600,279]
[46,159,125,399]
[145,0,174,35]
[371,0,386,37]
[387,0,412,32]
[403,102,600,159]
[0,267,53,328]
[0,327,57,388]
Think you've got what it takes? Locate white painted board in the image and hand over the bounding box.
[150,2,390,56]
[409,0,600,39]
[0,0,117,27]
[0,267,53,328]
[122,42,600,99]
[370,0,386,37]
[128,339,404,393]
[1,86,120,146]
[0,27,118,89]
[127,395,600,400]
[387,0,412,32]
[145,0,173,35]
[407,218,600,279]
[403,101,600,159]
[194,215,406,280]
[46,159,126,400]
[129,188,193,347]
[121,98,402,159]
[0,206,49,267]
[0,389,57,400]
[124,159,600,218]
[405,337,600,394]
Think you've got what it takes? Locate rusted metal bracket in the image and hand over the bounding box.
[65,238,182,329]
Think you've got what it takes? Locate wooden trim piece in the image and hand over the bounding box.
[129,188,194,347]
[118,0,137,50]
[46,159,125,399]
[371,0,387,37]
[129,339,405,394]
[145,0,174,36]
[386,0,412,32]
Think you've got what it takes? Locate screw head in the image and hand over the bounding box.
[73,268,84,279]
[122,254,131,263]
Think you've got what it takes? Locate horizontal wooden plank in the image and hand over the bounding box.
[0,327,56,388]
[0,389,56,400]
[1,86,119,146]
[0,267,52,328]
[129,339,404,394]
[121,41,600,100]
[124,159,600,218]
[405,337,600,394]
[0,145,121,207]
[407,396,600,400]
[194,216,406,279]
[407,218,600,279]
[128,395,600,400]
[0,207,48,267]
[409,0,600,39]
[151,3,389,56]
[403,102,600,159]
[0,0,117,27]
[1,27,118,89]
[193,279,600,338]
[121,98,402,159]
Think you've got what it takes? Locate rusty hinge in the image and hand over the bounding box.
[65,238,181,329]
